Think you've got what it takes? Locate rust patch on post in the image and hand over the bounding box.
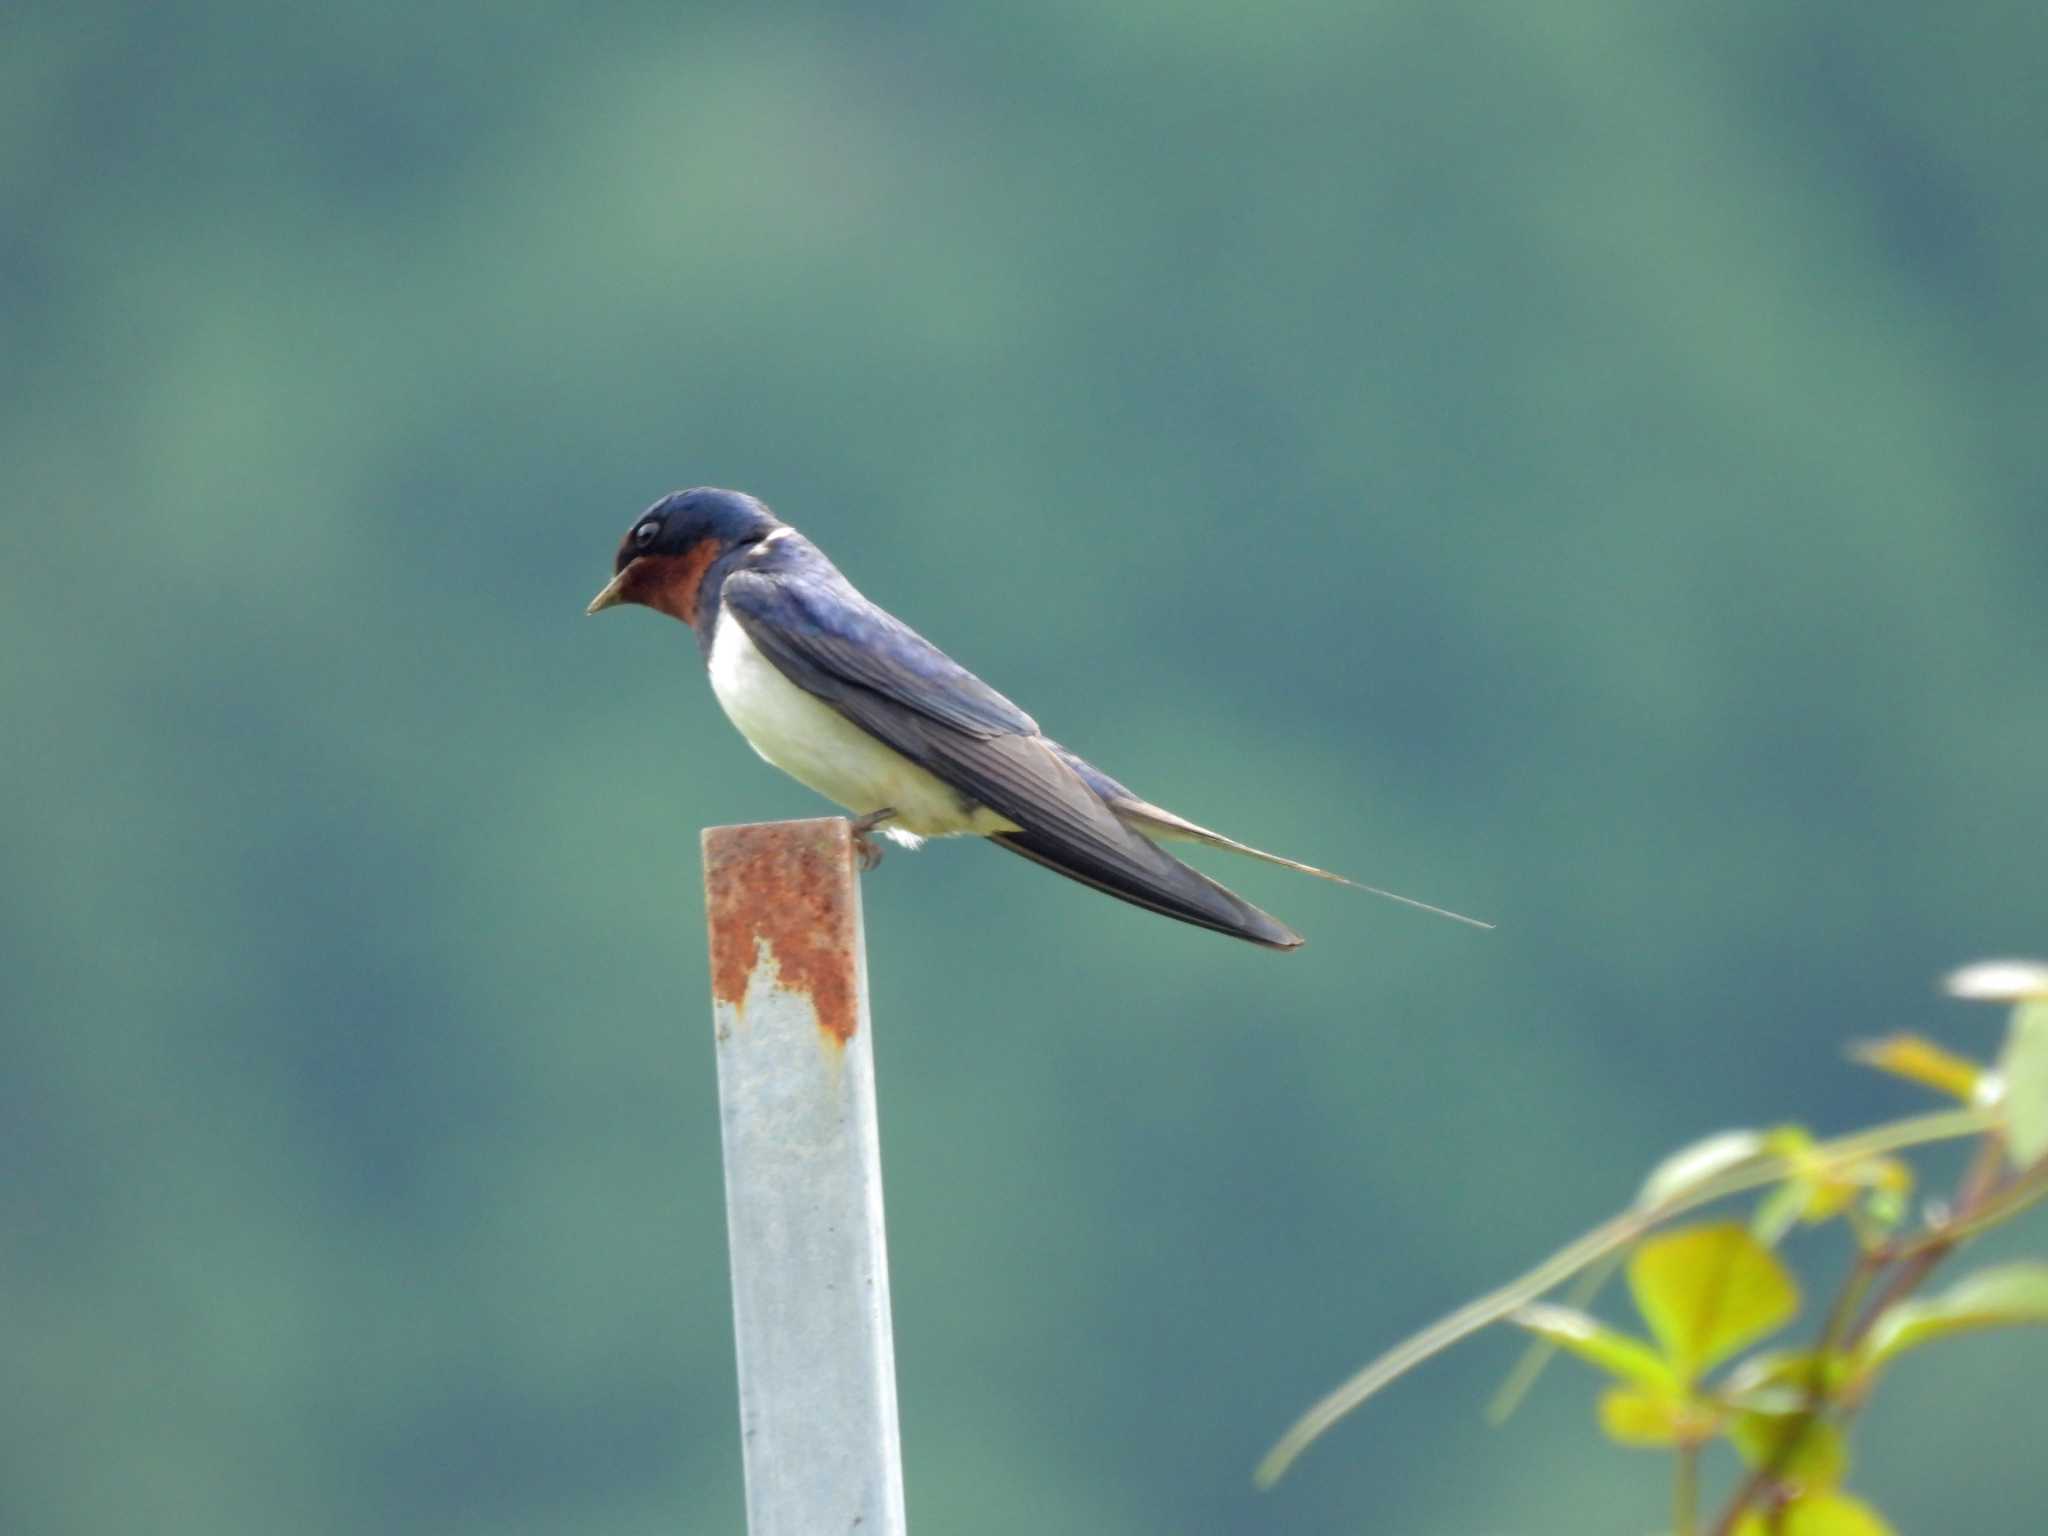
[703,818,861,1046]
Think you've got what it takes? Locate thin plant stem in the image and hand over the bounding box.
[1674,1441,1701,1536]
[1710,1133,2013,1535]
[1257,1108,1988,1487]
[1845,1136,2005,1353]
[1486,1250,1626,1424]
[1704,1247,1880,1536]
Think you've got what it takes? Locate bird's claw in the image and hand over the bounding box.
[849,808,897,873]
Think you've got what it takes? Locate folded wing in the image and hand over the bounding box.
[719,567,1303,949]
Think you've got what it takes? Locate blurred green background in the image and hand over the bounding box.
[7,3,2045,1531]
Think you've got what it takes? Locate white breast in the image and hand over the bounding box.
[706,607,1020,841]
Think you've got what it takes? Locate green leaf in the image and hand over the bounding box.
[1857,1262,2048,1373]
[1628,1223,1799,1381]
[1254,1107,1986,1488]
[1728,1410,1847,1489]
[1509,1302,1676,1391]
[1486,1251,1627,1425]
[1720,1350,1844,1413]
[1733,1489,1895,1535]
[1751,1182,1805,1245]
[1596,1384,1711,1447]
[1850,1033,1986,1104]
[1637,1129,1769,1209]
[1756,1125,1913,1230]
[1859,1180,1908,1236]
[1998,999,2048,1165]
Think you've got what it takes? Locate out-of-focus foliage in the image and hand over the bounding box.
[1269,972,2047,1531]
[1857,1262,2048,1375]
[4,3,2045,1532]
[1732,1491,1894,1536]
[1629,1224,1800,1383]
[1998,1002,2048,1166]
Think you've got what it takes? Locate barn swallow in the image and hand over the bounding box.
[588,487,1487,949]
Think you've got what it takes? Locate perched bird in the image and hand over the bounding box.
[588,487,1486,950]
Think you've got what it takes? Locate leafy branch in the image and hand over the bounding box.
[1258,961,2048,1535]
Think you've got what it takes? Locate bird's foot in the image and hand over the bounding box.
[849,807,899,872]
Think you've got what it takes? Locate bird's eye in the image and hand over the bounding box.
[633,519,661,550]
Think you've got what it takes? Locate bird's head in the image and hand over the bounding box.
[586,487,781,625]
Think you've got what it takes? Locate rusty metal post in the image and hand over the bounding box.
[700,817,907,1536]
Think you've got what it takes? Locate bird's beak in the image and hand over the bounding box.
[586,566,632,614]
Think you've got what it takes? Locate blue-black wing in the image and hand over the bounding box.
[718,561,1302,949]
[719,560,1038,740]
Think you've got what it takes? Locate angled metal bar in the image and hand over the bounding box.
[701,817,907,1536]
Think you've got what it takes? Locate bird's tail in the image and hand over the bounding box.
[990,826,1304,951]
[1106,796,1493,931]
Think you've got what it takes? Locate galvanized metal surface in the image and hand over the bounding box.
[701,817,907,1536]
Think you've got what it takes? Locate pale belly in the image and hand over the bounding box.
[706,612,1020,840]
